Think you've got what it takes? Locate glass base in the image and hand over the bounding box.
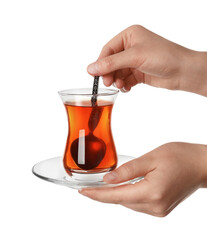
[68,168,113,182]
[32,155,143,189]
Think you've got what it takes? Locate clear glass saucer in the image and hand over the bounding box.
[32,155,143,189]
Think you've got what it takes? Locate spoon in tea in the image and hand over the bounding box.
[70,76,106,170]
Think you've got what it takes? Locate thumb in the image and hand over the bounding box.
[103,154,154,184]
[87,48,139,76]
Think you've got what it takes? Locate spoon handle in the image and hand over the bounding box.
[88,106,103,132]
[88,76,102,132]
[91,76,99,106]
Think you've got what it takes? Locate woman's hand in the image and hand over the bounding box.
[79,142,207,217]
[87,25,207,96]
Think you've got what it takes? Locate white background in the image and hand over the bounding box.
[0,0,207,239]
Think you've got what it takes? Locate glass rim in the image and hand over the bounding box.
[58,88,119,97]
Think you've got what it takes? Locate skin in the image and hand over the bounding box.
[87,25,207,96]
[79,25,207,217]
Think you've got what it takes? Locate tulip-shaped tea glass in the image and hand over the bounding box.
[59,88,119,181]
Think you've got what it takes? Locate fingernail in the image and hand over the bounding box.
[104,171,118,182]
[120,87,128,93]
[78,189,88,196]
[87,62,99,75]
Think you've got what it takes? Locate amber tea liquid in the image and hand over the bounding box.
[63,100,117,174]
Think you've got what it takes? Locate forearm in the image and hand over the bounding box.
[180,50,207,97]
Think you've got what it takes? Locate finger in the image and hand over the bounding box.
[87,48,140,76]
[124,85,131,92]
[103,153,155,184]
[114,68,130,79]
[112,69,130,89]
[113,69,132,91]
[102,73,114,87]
[123,73,137,89]
[105,73,135,91]
[120,87,130,93]
[79,180,149,204]
[98,29,126,59]
[113,79,124,89]
[119,74,135,92]
[131,68,145,84]
[87,31,125,77]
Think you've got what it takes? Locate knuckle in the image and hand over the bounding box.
[101,44,114,54]
[150,191,165,202]
[101,44,108,52]
[100,56,113,71]
[128,24,144,32]
[159,142,179,159]
[162,142,178,150]
[151,203,168,217]
[101,45,108,55]
[111,195,122,203]
[119,163,134,179]
[152,143,173,160]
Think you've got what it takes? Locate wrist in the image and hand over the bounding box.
[179,50,207,97]
[199,144,207,188]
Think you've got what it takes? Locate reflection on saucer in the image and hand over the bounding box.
[32,155,143,190]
